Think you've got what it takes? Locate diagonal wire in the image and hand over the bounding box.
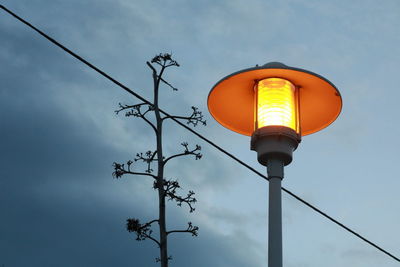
[1,4,399,263]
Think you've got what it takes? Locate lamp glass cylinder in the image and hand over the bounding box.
[255,78,299,133]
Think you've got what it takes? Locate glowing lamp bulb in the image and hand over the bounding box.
[256,78,299,133]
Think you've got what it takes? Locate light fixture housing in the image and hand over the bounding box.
[208,62,342,136]
[208,62,342,165]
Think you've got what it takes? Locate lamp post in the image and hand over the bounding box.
[208,62,342,267]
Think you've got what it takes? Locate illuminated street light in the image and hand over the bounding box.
[208,62,342,267]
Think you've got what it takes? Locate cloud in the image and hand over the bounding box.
[0,4,265,266]
[3,0,400,266]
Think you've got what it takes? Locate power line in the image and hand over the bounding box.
[1,4,399,263]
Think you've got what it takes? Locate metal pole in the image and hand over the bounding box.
[267,159,284,267]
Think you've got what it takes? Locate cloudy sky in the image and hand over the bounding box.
[1,0,400,266]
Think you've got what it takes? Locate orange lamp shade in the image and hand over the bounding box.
[208,62,342,136]
[256,78,299,133]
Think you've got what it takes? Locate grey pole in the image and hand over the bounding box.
[250,126,299,267]
[267,159,284,267]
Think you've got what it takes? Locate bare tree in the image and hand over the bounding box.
[113,53,206,266]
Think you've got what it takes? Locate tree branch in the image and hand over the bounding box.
[146,61,157,73]
[160,76,178,91]
[163,142,202,166]
[150,53,180,68]
[147,54,179,91]
[167,222,199,237]
[156,256,173,263]
[134,150,158,174]
[122,171,157,179]
[160,179,197,213]
[115,103,157,133]
[167,190,197,213]
[162,106,206,127]
[146,235,161,247]
[113,161,157,179]
[115,103,148,113]
[127,218,160,246]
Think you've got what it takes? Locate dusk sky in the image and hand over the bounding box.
[1,1,400,266]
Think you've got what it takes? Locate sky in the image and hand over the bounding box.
[1,0,400,266]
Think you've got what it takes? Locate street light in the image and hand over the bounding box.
[208,62,342,267]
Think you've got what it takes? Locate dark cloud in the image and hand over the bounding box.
[0,7,152,266]
[0,3,263,266]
